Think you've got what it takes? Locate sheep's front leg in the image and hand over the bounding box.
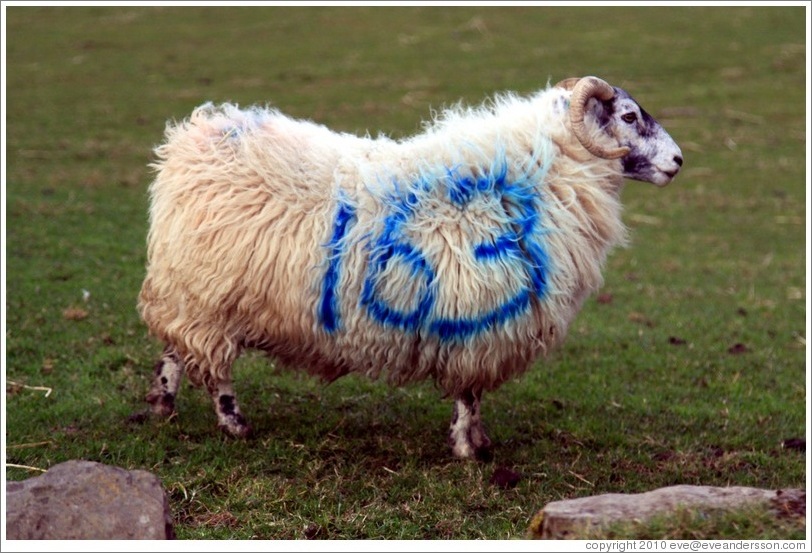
[448,389,492,461]
[145,347,184,417]
[209,379,252,438]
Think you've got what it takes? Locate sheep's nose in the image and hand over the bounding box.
[674,155,684,167]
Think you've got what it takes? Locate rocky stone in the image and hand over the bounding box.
[6,460,174,539]
[528,484,803,539]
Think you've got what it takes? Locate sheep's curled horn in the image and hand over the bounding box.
[556,76,631,160]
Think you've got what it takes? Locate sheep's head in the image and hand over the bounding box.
[557,76,683,187]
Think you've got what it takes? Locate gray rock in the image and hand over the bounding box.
[6,460,174,539]
[529,484,801,539]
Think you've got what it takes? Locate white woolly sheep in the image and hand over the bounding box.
[138,76,683,460]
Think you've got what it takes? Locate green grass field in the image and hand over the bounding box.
[4,5,808,540]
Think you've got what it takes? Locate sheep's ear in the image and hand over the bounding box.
[554,78,581,90]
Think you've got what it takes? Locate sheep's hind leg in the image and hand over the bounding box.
[145,346,184,417]
[448,389,493,461]
[208,379,252,438]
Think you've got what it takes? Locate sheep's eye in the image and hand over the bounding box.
[621,112,637,124]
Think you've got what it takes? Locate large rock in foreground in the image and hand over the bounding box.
[6,460,174,539]
[529,485,805,539]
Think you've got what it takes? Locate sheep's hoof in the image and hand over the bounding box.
[218,417,253,439]
[475,446,494,463]
[146,391,175,418]
[451,442,493,462]
[125,409,151,425]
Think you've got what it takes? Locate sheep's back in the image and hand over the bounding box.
[139,105,351,364]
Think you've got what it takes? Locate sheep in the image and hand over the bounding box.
[138,76,683,460]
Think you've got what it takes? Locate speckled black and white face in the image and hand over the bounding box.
[594,88,684,186]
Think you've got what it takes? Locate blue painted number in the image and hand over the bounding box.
[319,165,550,341]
